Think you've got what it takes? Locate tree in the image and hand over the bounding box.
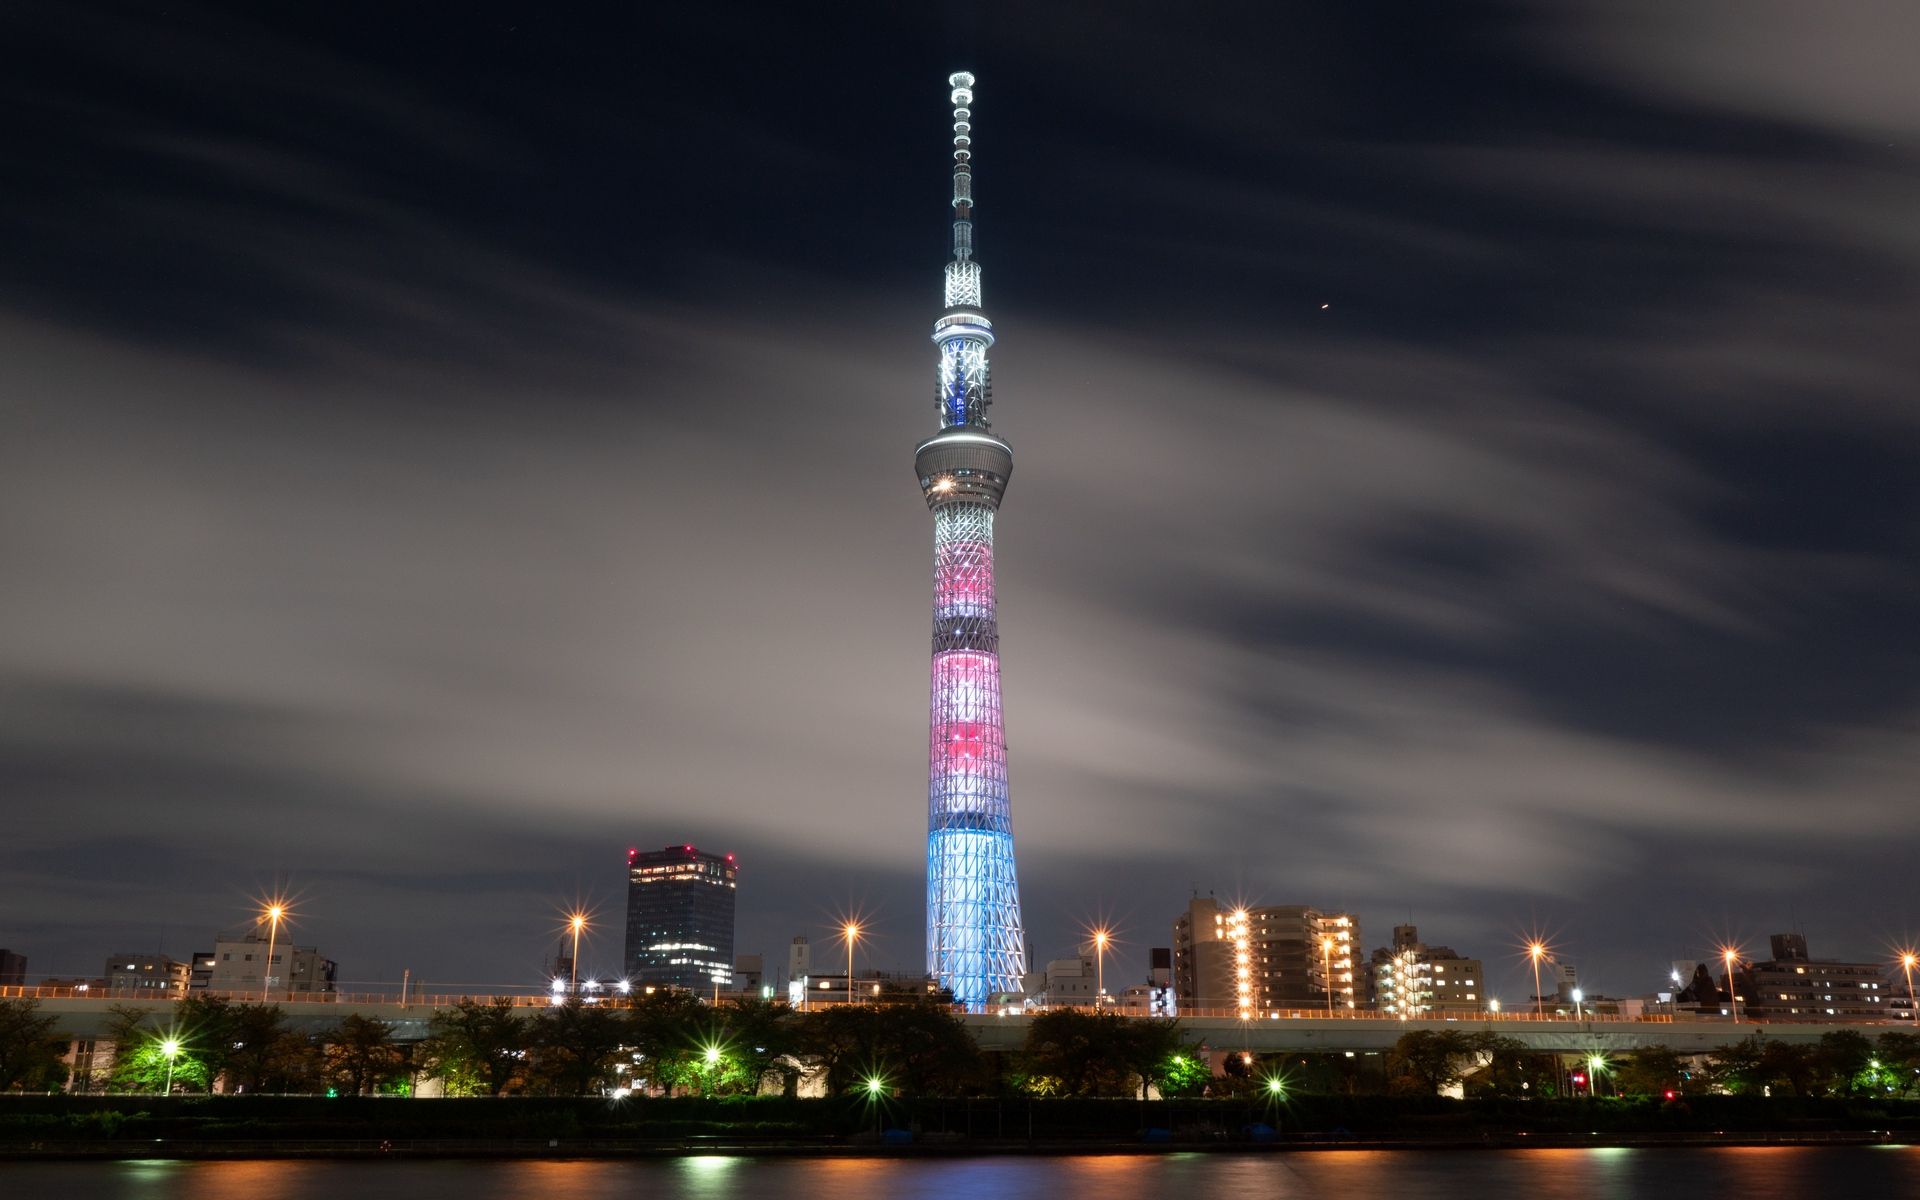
[1756,1039,1817,1098]
[624,989,711,1095]
[1386,1029,1478,1095]
[106,1005,213,1096]
[1613,1045,1688,1097]
[1467,1035,1557,1099]
[1813,1030,1873,1097]
[168,995,242,1094]
[224,1004,318,1093]
[530,999,629,1096]
[0,999,67,1092]
[862,999,984,1097]
[421,998,531,1096]
[1017,1009,1142,1097]
[1706,1034,1769,1094]
[1113,1019,1191,1099]
[322,1015,406,1096]
[792,1005,876,1098]
[1875,1031,1920,1098]
[713,996,798,1094]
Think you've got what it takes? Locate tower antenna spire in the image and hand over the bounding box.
[949,71,975,264]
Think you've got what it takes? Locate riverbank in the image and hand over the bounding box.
[3,1093,1916,1159]
[2,1129,1913,1160]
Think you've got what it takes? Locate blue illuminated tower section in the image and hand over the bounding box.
[916,72,1026,1009]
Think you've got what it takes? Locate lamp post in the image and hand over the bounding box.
[1901,953,1917,1024]
[160,1038,180,1096]
[1572,987,1584,1020]
[260,903,286,1001]
[1527,942,1548,1018]
[1722,947,1743,1023]
[568,913,587,996]
[1091,928,1109,1008]
[843,922,861,1007]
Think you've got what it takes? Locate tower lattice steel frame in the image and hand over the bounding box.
[916,72,1026,1009]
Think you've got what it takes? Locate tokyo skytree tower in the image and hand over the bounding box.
[915,71,1027,1009]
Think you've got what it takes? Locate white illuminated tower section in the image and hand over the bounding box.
[916,71,1026,1009]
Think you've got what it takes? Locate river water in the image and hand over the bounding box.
[4,1149,1917,1199]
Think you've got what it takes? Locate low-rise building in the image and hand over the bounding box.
[105,953,191,997]
[205,928,336,996]
[1737,934,1892,1022]
[1369,925,1486,1016]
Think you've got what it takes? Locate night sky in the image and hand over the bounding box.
[4,2,1917,999]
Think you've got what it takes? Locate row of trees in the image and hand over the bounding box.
[1371,1028,1920,1100]
[6,995,1920,1100]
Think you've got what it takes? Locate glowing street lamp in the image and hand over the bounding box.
[260,901,287,1002]
[843,922,862,1006]
[1588,1054,1606,1098]
[160,1037,181,1096]
[1900,952,1917,1023]
[567,912,589,995]
[1721,947,1743,1023]
[1526,942,1549,1018]
[1090,927,1111,1007]
[1571,987,1584,1020]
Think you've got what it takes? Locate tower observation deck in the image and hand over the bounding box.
[916,72,1026,1010]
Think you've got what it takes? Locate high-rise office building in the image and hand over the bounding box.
[622,844,737,992]
[917,71,1028,1011]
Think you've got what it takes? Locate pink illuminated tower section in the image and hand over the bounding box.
[914,72,1026,1009]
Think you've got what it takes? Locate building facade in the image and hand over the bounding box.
[1369,925,1485,1016]
[918,71,1029,1011]
[0,949,25,987]
[105,953,190,997]
[205,931,336,995]
[622,844,737,992]
[1172,896,1362,1015]
[1736,934,1893,1022]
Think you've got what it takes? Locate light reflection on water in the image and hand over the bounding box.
[8,1147,1916,1200]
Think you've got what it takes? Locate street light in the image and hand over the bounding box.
[1527,941,1549,1018]
[1588,1054,1606,1098]
[567,912,589,995]
[160,1037,181,1095]
[1721,946,1743,1023]
[1571,987,1584,1020]
[260,901,287,1002]
[1900,953,1917,1024]
[843,922,861,1006]
[1090,928,1110,1007]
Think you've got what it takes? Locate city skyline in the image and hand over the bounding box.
[4,5,1918,997]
